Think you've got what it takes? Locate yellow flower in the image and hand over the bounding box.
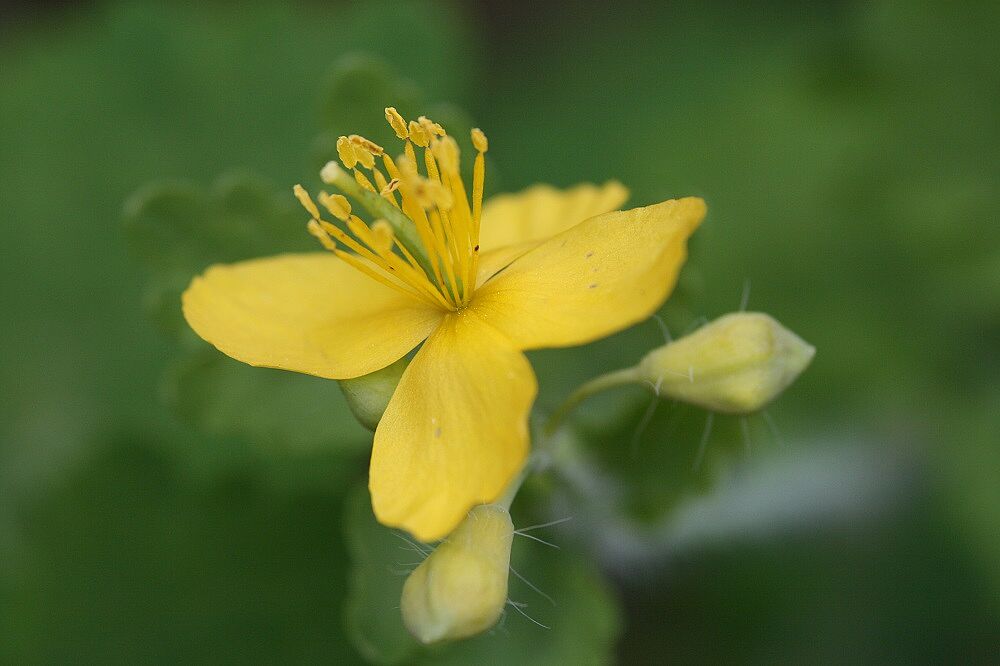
[182,109,706,541]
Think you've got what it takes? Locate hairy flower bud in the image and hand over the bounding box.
[400,504,514,644]
[338,356,409,431]
[638,312,815,414]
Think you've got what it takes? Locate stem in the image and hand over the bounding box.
[496,453,539,510]
[543,366,642,437]
[326,168,436,279]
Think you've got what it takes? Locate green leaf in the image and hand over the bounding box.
[164,349,371,455]
[570,388,763,523]
[343,484,421,665]
[342,484,622,665]
[311,54,478,180]
[124,171,313,340]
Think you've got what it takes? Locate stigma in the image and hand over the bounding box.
[295,108,489,311]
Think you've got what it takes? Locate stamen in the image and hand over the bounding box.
[336,136,358,169]
[385,107,409,139]
[471,128,489,153]
[353,169,377,192]
[317,192,351,221]
[371,219,395,253]
[471,129,488,280]
[370,168,399,208]
[293,184,320,219]
[306,219,338,251]
[407,120,429,147]
[349,134,384,156]
[381,178,401,195]
[299,111,493,312]
[353,145,375,170]
[418,115,446,137]
[320,161,343,184]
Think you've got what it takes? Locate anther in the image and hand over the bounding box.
[336,136,358,169]
[371,219,395,253]
[293,184,320,219]
[471,128,489,153]
[355,148,376,170]
[417,116,446,137]
[427,180,453,210]
[408,120,429,147]
[432,136,460,173]
[306,219,337,251]
[381,178,401,195]
[318,191,351,221]
[350,134,384,156]
[385,107,409,139]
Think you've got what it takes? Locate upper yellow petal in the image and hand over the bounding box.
[470,197,706,351]
[476,181,629,282]
[182,253,444,380]
[369,310,536,542]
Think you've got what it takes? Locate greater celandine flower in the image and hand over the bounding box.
[182,108,706,541]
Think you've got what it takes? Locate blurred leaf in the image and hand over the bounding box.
[164,349,371,455]
[343,484,621,665]
[568,389,763,523]
[123,171,312,334]
[343,484,421,665]
[311,54,477,181]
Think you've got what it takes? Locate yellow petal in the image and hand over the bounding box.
[182,253,444,380]
[369,311,536,541]
[476,181,629,282]
[471,197,706,350]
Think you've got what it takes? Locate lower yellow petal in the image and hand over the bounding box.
[471,197,706,351]
[369,310,536,542]
[182,253,444,380]
[476,181,629,282]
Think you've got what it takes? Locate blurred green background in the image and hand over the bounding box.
[2,1,998,663]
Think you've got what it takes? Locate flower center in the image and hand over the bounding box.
[294,108,488,311]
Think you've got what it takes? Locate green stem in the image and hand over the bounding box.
[542,366,642,437]
[496,453,539,510]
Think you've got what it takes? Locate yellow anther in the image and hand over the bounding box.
[432,136,460,174]
[371,219,395,253]
[385,107,409,139]
[408,120,429,147]
[318,191,351,221]
[306,219,337,251]
[355,147,376,170]
[427,180,454,211]
[336,136,358,169]
[418,116,446,137]
[293,184,320,219]
[381,178,401,195]
[471,128,488,153]
[320,160,343,184]
[350,134,384,156]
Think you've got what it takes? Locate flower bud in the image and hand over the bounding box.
[638,312,814,414]
[338,356,408,431]
[401,504,513,644]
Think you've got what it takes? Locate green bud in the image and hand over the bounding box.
[638,312,815,414]
[400,504,513,644]
[338,356,409,431]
